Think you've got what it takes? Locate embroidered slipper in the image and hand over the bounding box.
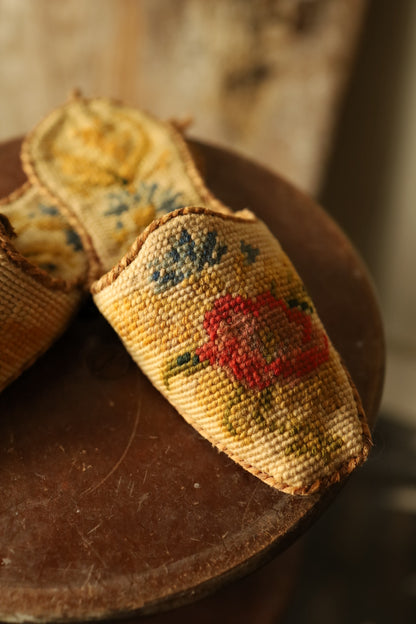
[21,95,371,495]
[0,184,88,391]
[89,207,371,495]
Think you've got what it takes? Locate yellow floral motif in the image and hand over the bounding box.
[53,113,150,194]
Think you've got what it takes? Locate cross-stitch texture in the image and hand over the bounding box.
[0,184,87,391]
[92,207,371,495]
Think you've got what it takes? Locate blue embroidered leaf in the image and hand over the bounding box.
[240,240,259,265]
[150,228,228,293]
[65,229,83,252]
[39,203,59,216]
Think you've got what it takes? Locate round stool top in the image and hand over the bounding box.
[0,138,384,622]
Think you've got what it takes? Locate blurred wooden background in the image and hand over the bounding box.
[1,0,416,424]
[0,0,366,195]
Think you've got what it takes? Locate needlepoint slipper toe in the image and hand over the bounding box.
[91,207,372,496]
[0,184,88,391]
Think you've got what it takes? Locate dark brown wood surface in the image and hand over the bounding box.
[0,138,384,622]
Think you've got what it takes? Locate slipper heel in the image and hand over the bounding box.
[21,93,231,282]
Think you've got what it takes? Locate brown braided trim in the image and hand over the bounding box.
[0,183,87,293]
[91,206,256,294]
[0,182,31,208]
[168,115,194,133]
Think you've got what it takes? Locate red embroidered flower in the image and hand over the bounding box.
[196,291,329,391]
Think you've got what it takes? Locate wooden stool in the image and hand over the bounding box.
[0,138,384,622]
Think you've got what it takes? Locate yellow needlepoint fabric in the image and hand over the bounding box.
[92,207,372,496]
[0,184,88,391]
[22,94,230,281]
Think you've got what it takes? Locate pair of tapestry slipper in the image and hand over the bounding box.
[0,93,371,496]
